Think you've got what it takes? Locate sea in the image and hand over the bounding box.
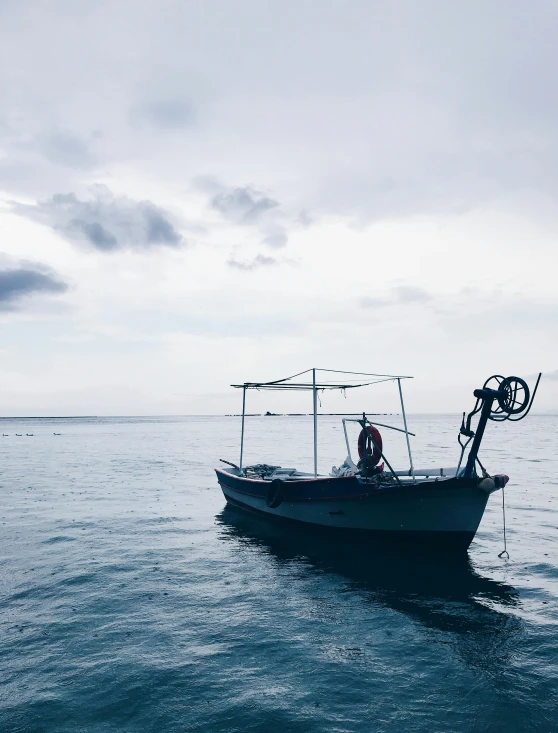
[1,414,557,733]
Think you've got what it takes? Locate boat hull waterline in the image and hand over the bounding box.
[215,469,494,550]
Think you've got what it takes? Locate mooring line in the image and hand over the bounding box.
[498,484,509,559]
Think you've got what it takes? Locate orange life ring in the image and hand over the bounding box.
[357,425,383,466]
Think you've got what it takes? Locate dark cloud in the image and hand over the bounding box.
[13,186,183,251]
[70,220,118,250]
[227,254,277,271]
[194,179,296,247]
[211,186,279,223]
[360,286,433,308]
[208,183,295,249]
[0,264,67,310]
[129,99,195,129]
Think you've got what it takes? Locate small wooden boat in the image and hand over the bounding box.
[215,369,541,551]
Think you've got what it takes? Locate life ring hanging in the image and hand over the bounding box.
[357,425,383,466]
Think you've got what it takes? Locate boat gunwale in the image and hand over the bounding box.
[215,468,481,503]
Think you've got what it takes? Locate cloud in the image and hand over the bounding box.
[359,286,433,308]
[2,1,558,227]
[206,182,292,248]
[211,186,279,223]
[129,99,195,129]
[297,210,314,228]
[13,186,184,251]
[227,254,277,271]
[262,229,289,248]
[33,129,96,169]
[0,264,67,310]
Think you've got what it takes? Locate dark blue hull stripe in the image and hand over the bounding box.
[215,468,478,503]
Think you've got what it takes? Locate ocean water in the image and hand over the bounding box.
[1,414,557,733]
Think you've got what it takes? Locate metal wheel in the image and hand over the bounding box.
[483,375,510,418]
[498,376,530,415]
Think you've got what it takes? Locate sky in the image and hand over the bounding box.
[0,0,557,416]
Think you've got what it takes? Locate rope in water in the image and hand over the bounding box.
[498,484,509,558]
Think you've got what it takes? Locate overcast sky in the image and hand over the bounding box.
[1,0,557,415]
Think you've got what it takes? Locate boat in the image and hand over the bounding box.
[215,369,541,551]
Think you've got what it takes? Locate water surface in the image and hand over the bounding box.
[1,415,557,732]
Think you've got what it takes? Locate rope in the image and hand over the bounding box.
[476,456,489,478]
[498,484,509,558]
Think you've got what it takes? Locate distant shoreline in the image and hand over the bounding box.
[225,413,395,417]
[0,416,100,420]
[0,413,395,419]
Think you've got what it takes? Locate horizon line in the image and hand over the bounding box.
[0,412,557,419]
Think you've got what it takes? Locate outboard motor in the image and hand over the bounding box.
[459,374,541,478]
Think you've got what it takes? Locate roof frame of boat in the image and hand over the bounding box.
[231,367,412,391]
[231,368,416,481]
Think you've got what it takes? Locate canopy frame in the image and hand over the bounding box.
[232,368,414,479]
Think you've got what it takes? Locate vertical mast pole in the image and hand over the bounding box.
[397,378,415,482]
[313,368,318,477]
[239,385,246,472]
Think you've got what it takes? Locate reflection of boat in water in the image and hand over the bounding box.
[216,368,541,551]
[216,505,521,638]
[216,509,537,720]
[217,505,527,679]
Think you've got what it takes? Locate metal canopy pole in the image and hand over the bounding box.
[313,368,318,477]
[239,386,246,472]
[397,378,415,482]
[342,419,352,463]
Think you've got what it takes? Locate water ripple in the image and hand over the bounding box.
[0,415,557,732]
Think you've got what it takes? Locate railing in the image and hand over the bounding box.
[392,467,458,477]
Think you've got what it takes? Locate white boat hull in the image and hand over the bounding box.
[218,474,493,551]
